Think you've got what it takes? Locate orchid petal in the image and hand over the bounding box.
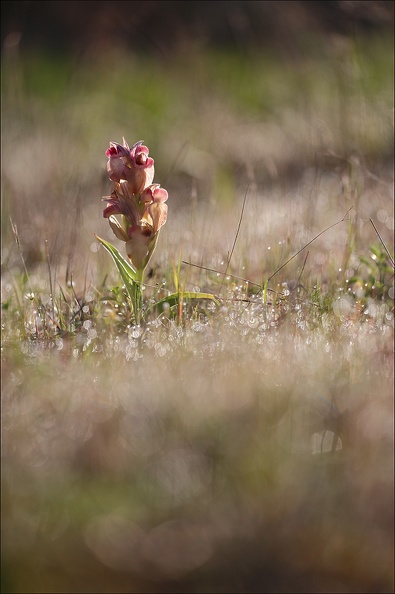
[149,202,168,233]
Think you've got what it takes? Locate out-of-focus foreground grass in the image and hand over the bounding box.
[1,31,394,593]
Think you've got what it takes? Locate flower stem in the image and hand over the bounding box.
[131,269,145,325]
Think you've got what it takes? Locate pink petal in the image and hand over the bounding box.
[106,142,130,158]
[135,144,149,156]
[103,202,122,218]
[107,157,131,183]
[130,141,144,156]
[152,186,168,203]
[149,202,168,233]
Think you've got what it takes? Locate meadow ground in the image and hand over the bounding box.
[1,33,394,593]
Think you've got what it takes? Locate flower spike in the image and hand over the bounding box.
[102,137,168,275]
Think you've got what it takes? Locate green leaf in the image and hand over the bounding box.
[95,235,138,303]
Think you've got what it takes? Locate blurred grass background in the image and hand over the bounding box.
[1,2,394,593]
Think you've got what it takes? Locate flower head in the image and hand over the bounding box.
[106,138,154,194]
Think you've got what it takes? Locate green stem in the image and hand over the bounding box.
[132,269,145,325]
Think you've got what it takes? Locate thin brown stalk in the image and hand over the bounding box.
[219,185,249,295]
[183,207,353,292]
[296,251,310,287]
[267,207,354,282]
[181,261,279,292]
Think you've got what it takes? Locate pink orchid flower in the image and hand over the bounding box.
[141,184,169,205]
[106,138,154,194]
[140,184,168,233]
[102,138,168,273]
[141,200,168,235]
[102,179,141,227]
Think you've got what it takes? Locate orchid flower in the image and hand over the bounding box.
[102,138,168,276]
[106,138,155,195]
